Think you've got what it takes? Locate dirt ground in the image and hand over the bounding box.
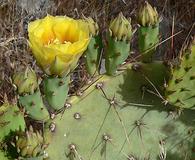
[0,0,194,104]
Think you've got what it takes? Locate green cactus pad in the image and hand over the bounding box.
[43,62,195,160]
[85,35,103,75]
[105,35,130,75]
[19,90,49,121]
[43,75,70,110]
[165,41,195,109]
[0,150,9,160]
[138,24,159,63]
[0,103,25,141]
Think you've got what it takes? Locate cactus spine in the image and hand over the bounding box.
[137,1,159,63]
[13,68,49,121]
[105,12,132,75]
[84,17,103,75]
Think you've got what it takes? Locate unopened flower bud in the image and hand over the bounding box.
[138,1,159,26]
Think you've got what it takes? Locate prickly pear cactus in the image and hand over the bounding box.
[165,39,195,109]
[2,7,194,160]
[137,1,159,63]
[43,75,70,111]
[84,17,103,75]
[105,13,132,75]
[85,35,103,75]
[13,68,50,121]
[0,102,25,141]
[43,62,195,160]
[19,90,50,121]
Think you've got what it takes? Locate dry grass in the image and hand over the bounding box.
[0,0,194,104]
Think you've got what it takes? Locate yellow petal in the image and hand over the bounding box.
[52,17,78,43]
[68,39,90,55]
[29,15,55,45]
[28,15,90,76]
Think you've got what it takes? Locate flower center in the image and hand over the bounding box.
[46,38,72,46]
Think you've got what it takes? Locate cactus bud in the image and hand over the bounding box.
[109,12,132,41]
[138,1,159,26]
[84,17,99,36]
[16,126,44,157]
[13,68,38,95]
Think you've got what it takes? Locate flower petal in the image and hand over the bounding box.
[28,15,90,76]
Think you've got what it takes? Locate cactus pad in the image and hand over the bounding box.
[105,35,130,75]
[105,13,132,75]
[43,62,195,160]
[138,24,159,62]
[85,36,103,75]
[0,103,25,141]
[19,90,49,121]
[43,75,70,110]
[165,40,195,109]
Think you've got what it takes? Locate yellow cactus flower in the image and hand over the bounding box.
[28,15,90,76]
